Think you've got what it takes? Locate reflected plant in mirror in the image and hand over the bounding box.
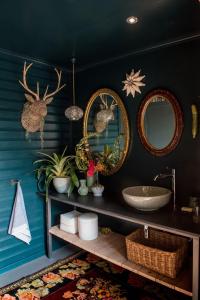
[94,134,124,174]
[138,89,183,156]
[84,88,130,175]
[74,134,124,180]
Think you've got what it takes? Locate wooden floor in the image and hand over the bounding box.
[50,226,192,297]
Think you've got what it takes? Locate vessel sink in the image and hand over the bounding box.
[122,186,171,211]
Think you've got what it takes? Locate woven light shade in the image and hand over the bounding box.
[65,105,83,121]
[65,58,83,121]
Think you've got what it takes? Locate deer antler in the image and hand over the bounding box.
[43,68,66,101]
[110,99,118,110]
[100,94,108,109]
[19,62,40,101]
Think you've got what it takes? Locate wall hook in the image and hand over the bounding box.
[10,179,21,186]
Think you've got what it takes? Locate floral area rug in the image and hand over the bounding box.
[0,251,189,300]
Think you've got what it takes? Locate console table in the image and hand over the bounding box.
[45,192,200,300]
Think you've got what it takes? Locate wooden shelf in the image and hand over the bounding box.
[50,225,192,297]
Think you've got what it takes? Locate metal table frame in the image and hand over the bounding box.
[46,195,199,300]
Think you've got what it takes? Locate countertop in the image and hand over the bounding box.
[46,191,200,238]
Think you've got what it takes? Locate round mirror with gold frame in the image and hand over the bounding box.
[83,88,130,175]
[138,89,183,156]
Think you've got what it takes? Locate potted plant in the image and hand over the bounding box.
[34,147,79,200]
[73,134,105,196]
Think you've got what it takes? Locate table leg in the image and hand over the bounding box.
[193,237,199,300]
[46,197,52,258]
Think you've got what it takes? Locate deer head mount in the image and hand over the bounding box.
[94,94,117,133]
[19,62,66,145]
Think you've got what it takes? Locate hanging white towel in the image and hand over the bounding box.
[8,182,31,244]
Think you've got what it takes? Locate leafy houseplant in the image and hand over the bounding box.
[74,133,98,173]
[95,142,122,174]
[34,147,79,200]
[73,133,123,182]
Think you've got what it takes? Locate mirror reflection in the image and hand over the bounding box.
[144,97,175,149]
[138,89,183,156]
[83,88,130,175]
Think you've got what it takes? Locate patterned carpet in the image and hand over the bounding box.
[0,251,189,300]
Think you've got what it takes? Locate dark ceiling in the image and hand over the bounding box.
[0,0,199,70]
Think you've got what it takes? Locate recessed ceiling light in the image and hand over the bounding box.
[126,16,138,24]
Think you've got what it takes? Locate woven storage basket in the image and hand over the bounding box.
[126,228,188,278]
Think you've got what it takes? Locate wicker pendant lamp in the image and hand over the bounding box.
[65,58,83,121]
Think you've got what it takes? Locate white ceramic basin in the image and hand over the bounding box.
[122,186,171,211]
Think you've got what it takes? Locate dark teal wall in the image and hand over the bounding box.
[0,52,70,274]
[77,38,200,205]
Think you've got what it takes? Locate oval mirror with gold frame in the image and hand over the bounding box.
[83,88,130,175]
[138,89,183,156]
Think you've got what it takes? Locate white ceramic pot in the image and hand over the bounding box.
[53,177,71,193]
[91,184,104,197]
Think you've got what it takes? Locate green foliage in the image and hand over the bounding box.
[74,133,123,174]
[34,146,79,200]
[96,134,123,173]
[74,133,99,172]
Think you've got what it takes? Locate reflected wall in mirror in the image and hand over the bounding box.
[83,88,130,175]
[138,89,183,156]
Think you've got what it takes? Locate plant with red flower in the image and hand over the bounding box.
[87,160,96,177]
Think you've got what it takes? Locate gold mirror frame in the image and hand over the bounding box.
[83,88,130,175]
[138,89,183,156]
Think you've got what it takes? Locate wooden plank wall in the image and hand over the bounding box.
[0,52,71,274]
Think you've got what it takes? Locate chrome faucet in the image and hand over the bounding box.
[153,168,176,211]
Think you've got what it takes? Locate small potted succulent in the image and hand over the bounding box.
[34,147,79,200]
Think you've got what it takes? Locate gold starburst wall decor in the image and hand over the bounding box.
[122,69,146,98]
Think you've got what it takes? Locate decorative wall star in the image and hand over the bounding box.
[122,69,146,98]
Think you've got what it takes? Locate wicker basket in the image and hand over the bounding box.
[125,228,188,278]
